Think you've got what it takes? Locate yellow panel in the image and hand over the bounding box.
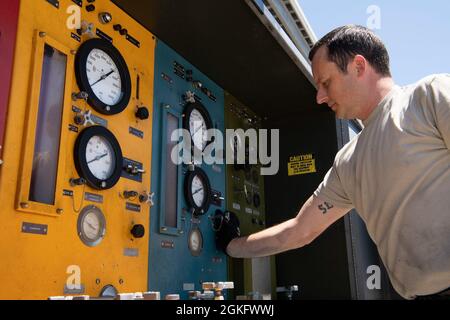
[0,0,155,299]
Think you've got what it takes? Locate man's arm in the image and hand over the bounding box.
[226,194,350,258]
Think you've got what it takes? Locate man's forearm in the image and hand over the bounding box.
[226,218,312,258]
[224,195,350,258]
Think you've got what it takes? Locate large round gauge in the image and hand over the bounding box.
[77,205,106,247]
[188,227,203,257]
[184,167,212,216]
[75,38,131,115]
[74,126,123,190]
[183,101,213,154]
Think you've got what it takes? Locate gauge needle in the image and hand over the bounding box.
[86,222,97,230]
[192,187,203,196]
[87,153,108,164]
[192,124,203,137]
[90,69,115,87]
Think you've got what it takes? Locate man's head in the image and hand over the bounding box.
[309,25,393,120]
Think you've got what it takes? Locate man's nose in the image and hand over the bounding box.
[316,87,328,105]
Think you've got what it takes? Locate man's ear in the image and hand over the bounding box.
[353,54,366,76]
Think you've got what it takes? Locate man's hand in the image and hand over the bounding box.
[214,210,241,254]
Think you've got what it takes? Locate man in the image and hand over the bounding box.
[215,25,450,300]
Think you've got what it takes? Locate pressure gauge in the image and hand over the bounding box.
[77,205,106,247]
[75,38,131,115]
[183,101,213,153]
[74,126,123,190]
[188,227,203,257]
[184,167,212,216]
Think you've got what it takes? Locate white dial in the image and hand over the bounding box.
[86,48,122,106]
[86,135,115,180]
[189,109,208,151]
[78,206,106,247]
[83,211,101,240]
[191,175,205,207]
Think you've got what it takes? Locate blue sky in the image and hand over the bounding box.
[298,0,450,85]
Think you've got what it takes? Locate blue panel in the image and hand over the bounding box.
[148,40,227,299]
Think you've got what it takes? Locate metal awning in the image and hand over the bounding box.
[112,0,328,122]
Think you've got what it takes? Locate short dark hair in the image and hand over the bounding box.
[309,25,391,77]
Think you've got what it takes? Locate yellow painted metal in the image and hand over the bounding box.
[0,0,155,299]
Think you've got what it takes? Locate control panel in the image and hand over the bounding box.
[224,91,276,299]
[149,40,227,299]
[0,0,155,299]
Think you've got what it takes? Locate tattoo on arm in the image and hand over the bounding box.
[318,202,334,214]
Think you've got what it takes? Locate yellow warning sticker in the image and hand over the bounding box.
[288,154,316,176]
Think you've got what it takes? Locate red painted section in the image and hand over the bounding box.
[0,0,20,156]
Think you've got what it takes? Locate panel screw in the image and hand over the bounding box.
[56,208,63,215]
[39,32,46,38]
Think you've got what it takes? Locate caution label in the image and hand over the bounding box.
[288,154,316,176]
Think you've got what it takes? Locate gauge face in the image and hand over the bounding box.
[86,135,115,180]
[191,175,205,207]
[184,167,212,216]
[77,206,106,247]
[189,109,208,151]
[75,38,131,115]
[74,126,123,190]
[188,228,203,257]
[183,101,213,155]
[86,48,123,106]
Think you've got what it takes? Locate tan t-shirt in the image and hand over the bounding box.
[314,74,450,299]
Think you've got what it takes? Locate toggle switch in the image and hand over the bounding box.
[98,12,112,24]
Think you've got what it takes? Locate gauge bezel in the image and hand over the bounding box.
[187,227,203,257]
[74,126,123,190]
[77,205,106,247]
[184,167,212,216]
[75,38,132,115]
[182,101,213,154]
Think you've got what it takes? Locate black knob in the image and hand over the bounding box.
[86,4,95,12]
[119,28,128,36]
[131,224,145,239]
[135,107,149,120]
[113,24,122,31]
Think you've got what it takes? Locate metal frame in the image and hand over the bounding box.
[158,104,183,236]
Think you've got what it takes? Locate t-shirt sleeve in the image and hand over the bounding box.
[430,74,450,148]
[313,163,354,210]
